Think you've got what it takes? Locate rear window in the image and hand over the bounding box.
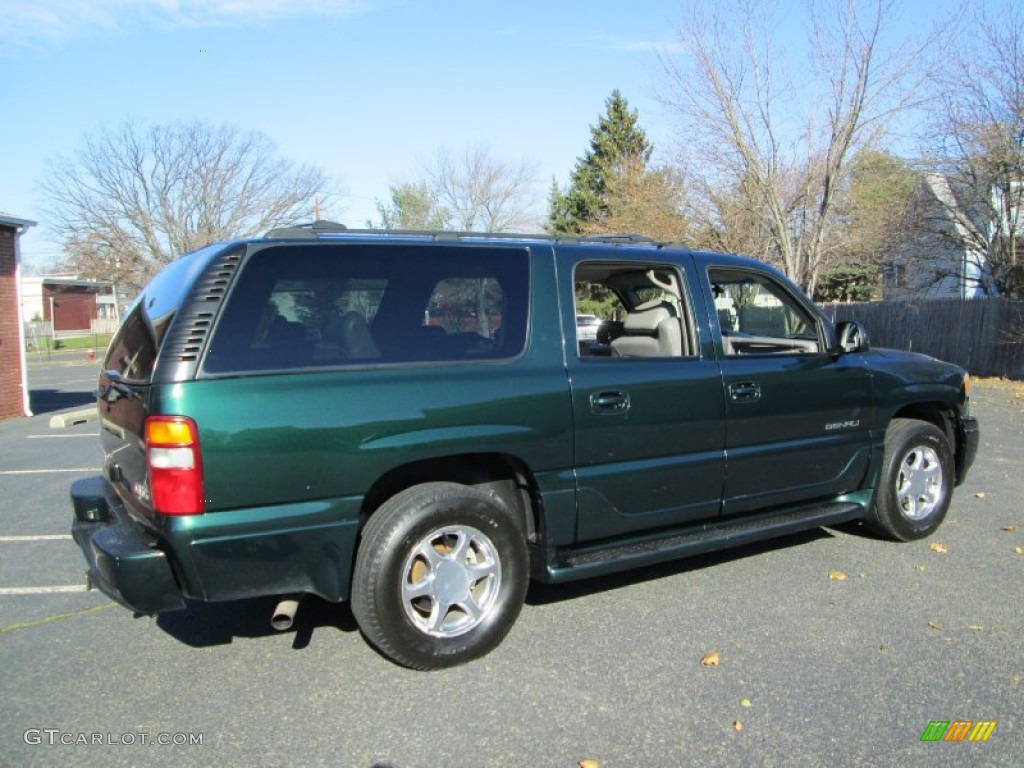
[103,243,231,380]
[202,243,530,373]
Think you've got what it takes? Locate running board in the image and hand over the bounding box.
[542,502,864,584]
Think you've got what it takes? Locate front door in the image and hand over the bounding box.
[706,266,873,516]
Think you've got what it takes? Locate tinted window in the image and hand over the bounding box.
[203,243,529,373]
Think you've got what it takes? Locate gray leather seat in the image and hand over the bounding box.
[610,300,682,358]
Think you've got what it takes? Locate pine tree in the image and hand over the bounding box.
[548,90,653,235]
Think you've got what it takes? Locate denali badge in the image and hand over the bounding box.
[825,420,861,431]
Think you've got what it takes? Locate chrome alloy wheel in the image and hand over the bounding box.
[401,524,502,638]
[895,444,945,520]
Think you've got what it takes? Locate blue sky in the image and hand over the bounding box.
[0,0,963,269]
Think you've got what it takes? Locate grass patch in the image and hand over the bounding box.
[54,334,112,351]
[27,334,112,352]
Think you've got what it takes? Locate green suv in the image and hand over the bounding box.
[71,224,979,669]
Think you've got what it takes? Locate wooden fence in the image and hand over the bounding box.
[824,298,1024,379]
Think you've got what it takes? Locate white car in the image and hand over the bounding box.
[576,314,603,342]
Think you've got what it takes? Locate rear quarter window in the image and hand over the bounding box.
[202,243,530,373]
[103,243,233,379]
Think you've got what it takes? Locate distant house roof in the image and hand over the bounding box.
[39,276,112,291]
[0,213,37,230]
[921,173,981,242]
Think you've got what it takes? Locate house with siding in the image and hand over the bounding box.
[882,173,996,300]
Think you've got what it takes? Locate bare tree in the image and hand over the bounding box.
[42,119,331,296]
[919,1,1024,297]
[423,145,540,232]
[661,0,929,295]
[368,182,449,230]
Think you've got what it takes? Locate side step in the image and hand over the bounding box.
[543,502,864,583]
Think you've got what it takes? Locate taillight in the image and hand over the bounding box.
[145,416,204,515]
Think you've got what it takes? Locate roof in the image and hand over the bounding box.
[262,219,671,247]
[0,213,38,230]
[252,221,780,275]
[40,277,113,291]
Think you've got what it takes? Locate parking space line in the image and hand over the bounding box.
[0,586,88,595]
[0,535,73,541]
[0,602,116,634]
[0,469,95,475]
[26,434,99,439]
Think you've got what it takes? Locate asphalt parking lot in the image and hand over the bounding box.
[1,360,1021,767]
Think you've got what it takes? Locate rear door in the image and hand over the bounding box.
[98,243,237,520]
[703,263,873,515]
[559,249,727,542]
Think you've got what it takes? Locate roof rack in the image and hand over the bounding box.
[263,223,682,249]
[577,233,658,245]
[326,229,668,247]
[322,228,559,242]
[264,219,349,238]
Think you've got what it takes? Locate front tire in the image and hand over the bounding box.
[351,482,528,669]
[870,418,954,541]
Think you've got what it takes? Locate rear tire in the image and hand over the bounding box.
[869,418,954,541]
[351,482,528,669]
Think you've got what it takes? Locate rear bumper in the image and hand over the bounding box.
[956,414,980,485]
[70,475,362,613]
[70,476,186,614]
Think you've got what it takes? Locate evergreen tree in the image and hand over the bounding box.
[548,90,653,235]
[815,150,917,302]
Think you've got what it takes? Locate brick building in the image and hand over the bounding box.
[21,276,116,331]
[0,213,37,420]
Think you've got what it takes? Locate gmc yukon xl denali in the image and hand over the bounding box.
[71,224,979,668]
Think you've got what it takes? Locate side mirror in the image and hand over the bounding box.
[834,320,870,355]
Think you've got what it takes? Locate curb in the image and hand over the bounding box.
[48,408,98,429]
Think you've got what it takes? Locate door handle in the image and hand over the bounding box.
[728,381,761,402]
[590,391,630,413]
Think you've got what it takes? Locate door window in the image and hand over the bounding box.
[573,262,695,359]
[708,269,820,355]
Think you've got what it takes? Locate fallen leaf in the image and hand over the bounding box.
[732,721,744,732]
[1015,546,1023,555]
[967,625,984,631]
[929,542,949,553]
[700,651,721,667]
[1002,525,1019,531]
[927,621,943,631]
[975,492,986,499]
[740,699,752,708]
[828,570,847,581]
[915,565,926,572]
[579,761,601,768]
